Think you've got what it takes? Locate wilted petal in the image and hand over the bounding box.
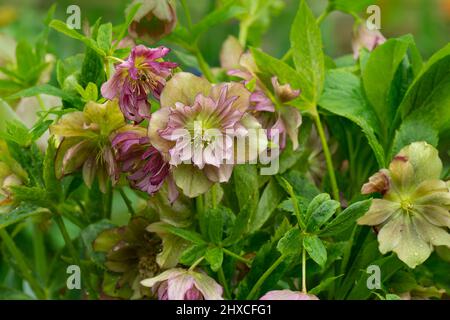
[361,169,391,195]
[271,77,300,103]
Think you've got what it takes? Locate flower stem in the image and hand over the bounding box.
[313,114,340,204]
[246,254,285,300]
[218,267,231,299]
[189,256,204,271]
[194,48,215,83]
[302,246,307,293]
[0,228,46,299]
[223,248,251,266]
[119,188,135,216]
[54,215,98,299]
[238,20,250,47]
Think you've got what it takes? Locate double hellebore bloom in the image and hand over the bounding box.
[148,72,267,197]
[50,100,128,193]
[260,290,319,300]
[101,45,177,123]
[112,127,171,197]
[220,36,302,150]
[127,0,177,43]
[358,142,450,268]
[141,268,223,300]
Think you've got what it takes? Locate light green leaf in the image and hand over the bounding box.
[303,235,327,267]
[277,227,302,256]
[0,204,48,230]
[362,37,411,136]
[307,199,340,231]
[7,84,82,107]
[0,99,20,133]
[328,0,374,14]
[320,199,372,237]
[319,69,385,167]
[205,247,224,272]
[309,274,343,295]
[290,0,325,110]
[154,224,206,245]
[250,178,284,233]
[97,23,112,54]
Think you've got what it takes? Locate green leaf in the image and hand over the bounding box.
[320,200,372,237]
[290,0,325,110]
[276,177,304,228]
[305,193,331,222]
[49,20,105,56]
[309,274,343,295]
[180,244,207,266]
[303,235,327,267]
[10,186,50,208]
[223,199,253,246]
[0,287,33,300]
[97,23,112,54]
[233,164,258,212]
[307,199,340,231]
[251,48,313,111]
[390,119,439,157]
[79,30,106,89]
[6,142,44,186]
[362,37,411,137]
[0,204,48,230]
[155,224,206,245]
[319,70,385,167]
[205,207,225,244]
[7,84,83,107]
[277,228,302,256]
[205,247,224,272]
[191,4,245,39]
[0,120,31,146]
[250,178,284,233]
[15,40,38,78]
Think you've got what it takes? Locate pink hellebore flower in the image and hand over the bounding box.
[101,45,177,123]
[352,24,386,59]
[140,268,223,300]
[260,290,319,300]
[148,72,267,198]
[112,128,171,196]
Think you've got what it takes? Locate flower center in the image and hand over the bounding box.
[400,199,414,213]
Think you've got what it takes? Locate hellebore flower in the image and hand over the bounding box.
[50,100,128,193]
[148,72,267,197]
[101,45,177,123]
[141,268,223,300]
[220,36,302,150]
[127,0,177,43]
[358,142,450,268]
[112,128,173,197]
[93,216,161,299]
[259,290,319,300]
[352,24,386,59]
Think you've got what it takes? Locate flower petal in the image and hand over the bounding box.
[140,268,185,288]
[191,272,223,300]
[357,199,400,226]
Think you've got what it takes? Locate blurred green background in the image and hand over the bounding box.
[1,0,449,66]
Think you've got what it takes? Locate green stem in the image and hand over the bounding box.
[211,183,218,209]
[223,248,251,266]
[189,256,204,271]
[103,182,113,219]
[313,114,340,204]
[33,223,47,282]
[246,255,285,300]
[340,225,357,275]
[54,215,98,299]
[238,20,250,47]
[196,195,204,216]
[194,47,215,83]
[119,188,135,216]
[218,267,231,299]
[302,246,307,293]
[0,229,46,299]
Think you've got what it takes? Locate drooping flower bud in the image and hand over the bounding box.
[127,0,177,43]
[352,24,386,59]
